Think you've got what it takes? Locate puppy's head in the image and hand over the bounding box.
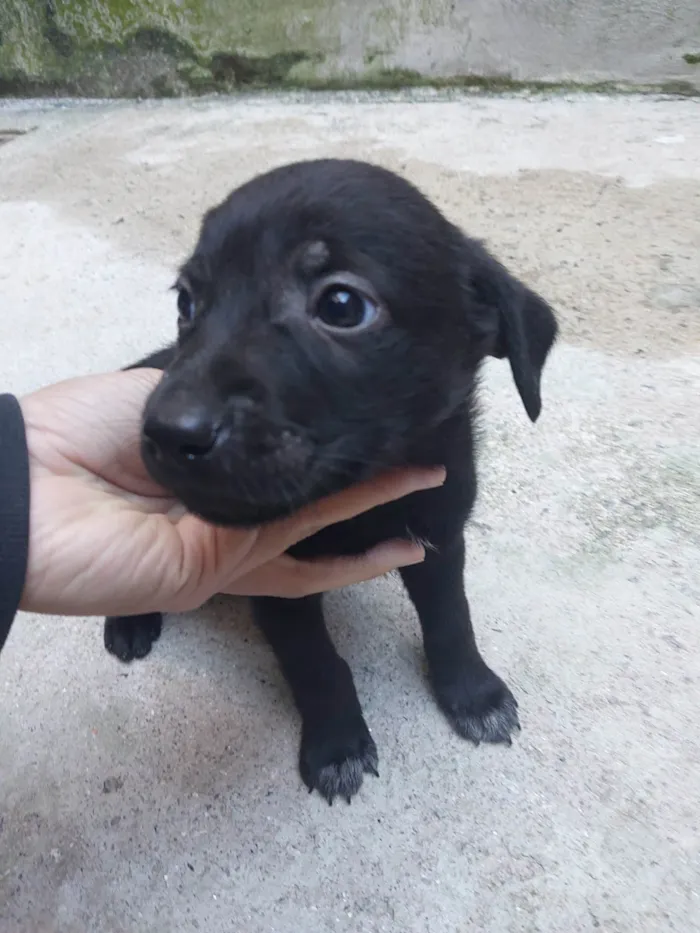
[141,159,558,526]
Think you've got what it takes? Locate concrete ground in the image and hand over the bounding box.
[0,90,698,933]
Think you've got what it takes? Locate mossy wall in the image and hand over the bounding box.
[0,0,340,95]
[1,0,699,97]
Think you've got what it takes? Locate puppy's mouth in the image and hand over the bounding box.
[175,495,300,529]
[140,432,376,529]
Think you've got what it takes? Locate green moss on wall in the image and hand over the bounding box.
[0,0,330,96]
[51,0,331,56]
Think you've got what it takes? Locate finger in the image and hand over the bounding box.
[228,538,427,599]
[299,467,447,533]
[266,466,446,553]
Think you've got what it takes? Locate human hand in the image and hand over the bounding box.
[19,370,445,617]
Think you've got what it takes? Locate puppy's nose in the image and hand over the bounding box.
[143,406,220,460]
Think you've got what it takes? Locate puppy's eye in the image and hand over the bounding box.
[176,286,196,323]
[314,286,378,331]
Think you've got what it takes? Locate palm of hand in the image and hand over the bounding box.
[20,370,258,615]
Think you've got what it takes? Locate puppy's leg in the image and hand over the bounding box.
[400,538,520,744]
[253,594,378,804]
[103,346,175,664]
[104,613,163,663]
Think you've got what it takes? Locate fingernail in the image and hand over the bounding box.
[368,540,425,567]
[420,466,447,488]
[400,544,427,566]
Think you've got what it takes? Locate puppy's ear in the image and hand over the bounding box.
[465,241,559,422]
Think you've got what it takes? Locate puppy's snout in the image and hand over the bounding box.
[143,403,220,461]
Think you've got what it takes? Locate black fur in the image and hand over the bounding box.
[104,159,558,804]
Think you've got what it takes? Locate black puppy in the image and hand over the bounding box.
[105,158,558,804]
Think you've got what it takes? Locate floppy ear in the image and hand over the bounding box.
[465,241,559,422]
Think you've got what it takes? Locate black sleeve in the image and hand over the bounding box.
[0,393,30,654]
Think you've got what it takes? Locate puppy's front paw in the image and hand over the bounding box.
[300,715,379,805]
[104,613,163,663]
[434,665,520,745]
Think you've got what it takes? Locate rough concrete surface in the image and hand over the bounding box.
[0,91,699,932]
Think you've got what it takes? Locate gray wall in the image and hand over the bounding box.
[1,0,699,96]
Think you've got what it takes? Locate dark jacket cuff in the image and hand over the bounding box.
[0,393,30,653]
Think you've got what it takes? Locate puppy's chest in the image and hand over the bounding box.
[288,481,469,561]
[288,510,423,562]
